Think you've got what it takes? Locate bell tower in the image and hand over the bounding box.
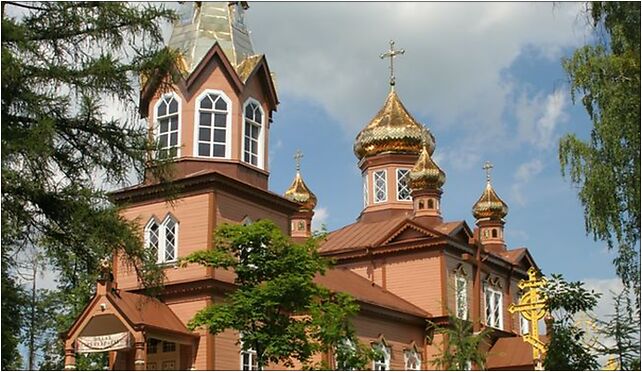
[139,1,279,190]
[472,161,509,253]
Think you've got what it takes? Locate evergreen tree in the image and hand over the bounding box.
[183,220,375,370]
[559,1,640,304]
[542,274,601,370]
[429,316,492,370]
[594,289,641,370]
[2,1,180,366]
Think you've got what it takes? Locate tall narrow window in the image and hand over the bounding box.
[520,314,530,335]
[363,173,369,207]
[396,168,411,201]
[374,170,387,203]
[484,285,503,329]
[144,218,160,259]
[156,95,180,158]
[335,338,356,370]
[455,275,468,320]
[404,348,421,371]
[197,92,228,158]
[372,342,391,371]
[243,101,263,168]
[240,335,259,371]
[162,216,178,262]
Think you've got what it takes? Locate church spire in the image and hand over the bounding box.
[284,150,317,239]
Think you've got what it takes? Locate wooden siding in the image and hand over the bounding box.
[116,193,212,289]
[216,190,289,233]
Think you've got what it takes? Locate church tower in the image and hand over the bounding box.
[283,151,317,239]
[472,161,509,253]
[408,144,446,223]
[139,1,278,190]
[353,41,436,222]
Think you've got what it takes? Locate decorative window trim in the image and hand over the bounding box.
[452,263,468,277]
[484,285,503,330]
[372,337,391,371]
[363,172,369,208]
[455,275,468,321]
[144,217,161,260]
[193,89,233,159]
[373,169,388,204]
[484,274,503,289]
[396,168,412,201]
[159,214,179,264]
[403,344,421,371]
[153,93,182,158]
[242,98,266,169]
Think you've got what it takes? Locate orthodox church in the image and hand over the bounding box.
[63,2,544,370]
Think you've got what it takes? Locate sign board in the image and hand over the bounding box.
[76,331,131,353]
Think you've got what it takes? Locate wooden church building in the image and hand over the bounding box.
[63,2,543,370]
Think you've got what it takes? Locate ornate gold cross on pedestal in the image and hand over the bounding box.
[508,267,548,370]
[380,40,405,88]
[294,149,303,172]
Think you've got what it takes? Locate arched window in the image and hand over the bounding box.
[155,94,180,158]
[161,215,178,263]
[243,100,264,168]
[144,218,160,259]
[372,341,391,371]
[335,338,356,370]
[196,91,230,158]
[404,347,421,371]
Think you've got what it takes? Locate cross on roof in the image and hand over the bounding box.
[294,149,303,172]
[483,161,493,183]
[380,40,405,88]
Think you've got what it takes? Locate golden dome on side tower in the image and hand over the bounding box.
[354,90,435,160]
[408,145,446,191]
[472,162,508,220]
[284,171,317,211]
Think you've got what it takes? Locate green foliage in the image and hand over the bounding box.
[182,220,374,370]
[542,274,601,370]
[1,256,24,370]
[559,1,640,303]
[429,316,492,370]
[2,1,181,367]
[594,289,641,370]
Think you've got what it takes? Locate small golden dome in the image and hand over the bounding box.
[472,181,508,220]
[284,171,317,211]
[408,146,446,191]
[354,89,435,160]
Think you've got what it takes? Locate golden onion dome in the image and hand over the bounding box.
[408,146,446,191]
[472,181,508,220]
[284,171,317,211]
[354,89,435,160]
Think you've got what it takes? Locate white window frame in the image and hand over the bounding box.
[372,342,391,371]
[153,93,182,158]
[484,285,503,329]
[335,338,356,370]
[193,89,232,159]
[520,314,530,335]
[240,335,259,371]
[373,170,388,203]
[396,168,412,201]
[242,98,265,169]
[363,172,369,208]
[455,275,468,320]
[404,348,421,371]
[144,217,160,260]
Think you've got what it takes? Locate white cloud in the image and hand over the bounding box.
[515,89,567,149]
[511,159,544,205]
[246,2,588,166]
[312,207,329,231]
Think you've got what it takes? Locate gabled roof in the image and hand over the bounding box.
[318,216,469,256]
[139,43,278,118]
[315,268,430,318]
[495,247,538,270]
[486,335,548,370]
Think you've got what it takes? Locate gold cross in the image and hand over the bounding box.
[380,40,405,88]
[294,149,303,172]
[483,161,493,183]
[508,267,549,366]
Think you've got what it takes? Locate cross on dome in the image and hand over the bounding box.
[380,40,405,88]
[294,149,303,172]
[483,161,494,183]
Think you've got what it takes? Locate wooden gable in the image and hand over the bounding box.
[381,220,441,245]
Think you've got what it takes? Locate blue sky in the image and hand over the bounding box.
[241,2,619,284]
